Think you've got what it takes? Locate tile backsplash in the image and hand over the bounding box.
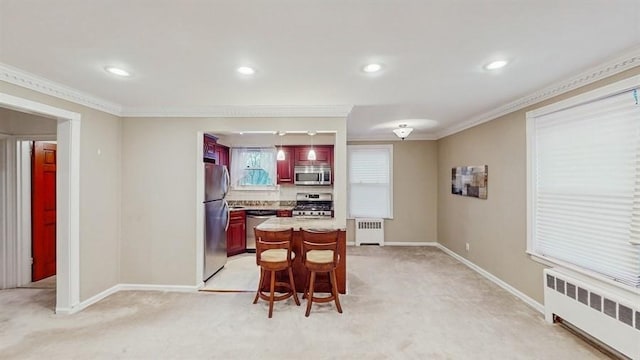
[226,185,333,201]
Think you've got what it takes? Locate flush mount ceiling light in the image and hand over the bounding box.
[104,66,130,77]
[237,66,255,75]
[393,124,414,140]
[363,63,382,73]
[484,60,508,70]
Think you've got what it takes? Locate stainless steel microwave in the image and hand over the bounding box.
[294,165,331,186]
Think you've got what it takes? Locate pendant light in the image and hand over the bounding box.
[307,131,317,161]
[276,131,286,161]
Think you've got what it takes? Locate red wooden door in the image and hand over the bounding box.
[32,141,56,281]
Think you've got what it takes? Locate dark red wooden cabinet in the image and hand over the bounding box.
[294,145,332,166]
[203,134,229,167]
[227,210,246,256]
[216,145,229,167]
[276,209,292,217]
[203,134,217,161]
[276,147,294,184]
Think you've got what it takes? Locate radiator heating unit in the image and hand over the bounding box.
[355,218,384,246]
[544,268,640,359]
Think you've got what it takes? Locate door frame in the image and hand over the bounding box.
[17,138,56,286]
[0,92,80,314]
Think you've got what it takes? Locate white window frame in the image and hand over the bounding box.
[347,144,394,219]
[526,74,640,294]
[229,147,278,191]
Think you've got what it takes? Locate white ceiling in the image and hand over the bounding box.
[1,0,639,140]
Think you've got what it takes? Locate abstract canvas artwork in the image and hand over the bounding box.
[451,165,488,199]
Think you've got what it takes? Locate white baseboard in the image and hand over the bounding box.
[59,244,543,316]
[118,283,202,292]
[57,284,120,315]
[56,282,203,314]
[435,243,544,314]
[348,241,439,247]
[387,241,439,246]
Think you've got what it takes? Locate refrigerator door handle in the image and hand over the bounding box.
[223,166,230,197]
[224,200,230,231]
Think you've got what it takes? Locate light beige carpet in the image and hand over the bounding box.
[0,246,612,359]
[18,275,56,289]
[201,253,258,292]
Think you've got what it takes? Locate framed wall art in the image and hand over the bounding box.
[451,165,488,199]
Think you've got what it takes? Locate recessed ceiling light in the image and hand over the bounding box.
[484,60,508,70]
[363,63,382,73]
[104,66,131,77]
[237,66,255,75]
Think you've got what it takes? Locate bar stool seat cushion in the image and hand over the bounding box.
[307,249,334,264]
[261,249,295,262]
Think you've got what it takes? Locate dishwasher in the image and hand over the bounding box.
[245,209,277,252]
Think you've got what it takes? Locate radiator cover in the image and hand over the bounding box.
[544,268,640,359]
[355,218,384,246]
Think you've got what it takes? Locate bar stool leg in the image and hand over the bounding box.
[302,273,309,299]
[305,271,316,317]
[330,269,342,313]
[268,270,276,318]
[253,268,264,304]
[288,267,300,305]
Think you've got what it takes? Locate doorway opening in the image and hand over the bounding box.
[0,93,81,313]
[15,140,58,291]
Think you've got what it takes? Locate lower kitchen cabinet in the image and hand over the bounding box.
[276,209,292,217]
[227,210,246,256]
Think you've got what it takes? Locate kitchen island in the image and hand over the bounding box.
[255,218,347,294]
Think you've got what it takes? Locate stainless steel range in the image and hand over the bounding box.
[292,193,333,217]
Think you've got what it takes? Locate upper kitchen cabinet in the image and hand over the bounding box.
[204,134,217,161]
[276,146,294,184]
[203,134,229,167]
[276,145,334,184]
[294,145,333,166]
[216,145,229,167]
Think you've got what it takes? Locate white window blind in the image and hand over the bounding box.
[348,145,393,218]
[530,88,640,288]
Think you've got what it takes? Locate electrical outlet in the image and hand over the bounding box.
[465,243,470,251]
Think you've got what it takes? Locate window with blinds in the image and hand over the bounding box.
[348,145,393,219]
[527,76,640,289]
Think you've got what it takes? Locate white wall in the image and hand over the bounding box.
[437,66,640,304]
[121,117,347,285]
[0,108,57,135]
[0,82,122,302]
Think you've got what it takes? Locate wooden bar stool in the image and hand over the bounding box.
[301,229,343,317]
[253,228,300,318]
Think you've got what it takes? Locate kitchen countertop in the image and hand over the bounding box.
[256,217,345,231]
[229,205,294,212]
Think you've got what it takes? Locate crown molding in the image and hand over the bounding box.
[0,62,122,116]
[434,46,640,139]
[121,105,353,118]
[0,63,352,118]
[347,133,438,142]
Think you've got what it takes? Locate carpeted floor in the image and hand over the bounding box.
[0,246,611,359]
[18,275,57,289]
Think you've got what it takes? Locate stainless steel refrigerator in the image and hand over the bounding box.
[203,163,230,282]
